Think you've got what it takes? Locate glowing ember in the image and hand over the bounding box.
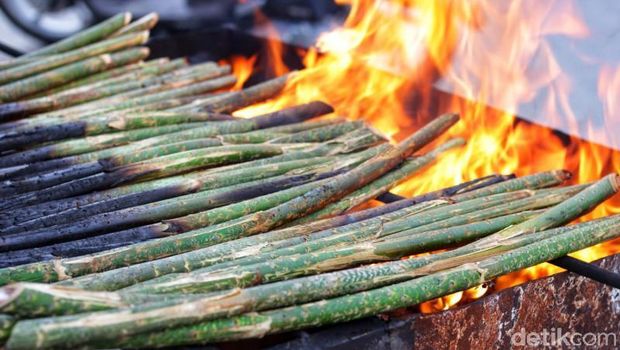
[230,0,620,312]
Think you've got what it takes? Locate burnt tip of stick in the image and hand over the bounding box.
[252,101,334,129]
[608,173,620,192]
[0,102,29,119]
[555,169,572,181]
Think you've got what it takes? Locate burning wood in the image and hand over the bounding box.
[0,6,617,350]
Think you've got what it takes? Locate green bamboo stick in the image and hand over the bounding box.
[39,58,177,95]
[218,119,342,144]
[0,31,150,85]
[451,169,572,201]
[294,137,465,222]
[34,68,234,122]
[0,47,150,102]
[129,209,548,296]
[7,212,618,350]
[0,59,186,117]
[0,211,537,320]
[135,185,573,292]
[176,73,294,113]
[111,13,159,37]
[472,173,620,246]
[90,215,620,349]
[22,13,132,57]
[130,188,572,294]
[131,207,539,295]
[0,114,456,285]
[0,282,215,318]
[4,132,376,226]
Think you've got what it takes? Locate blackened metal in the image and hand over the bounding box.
[550,256,620,289]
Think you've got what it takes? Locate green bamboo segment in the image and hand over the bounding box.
[0,212,541,344]
[206,128,386,176]
[0,114,457,285]
[387,184,588,239]
[0,282,208,318]
[266,120,361,143]
[134,185,567,291]
[0,56,45,70]
[28,123,199,159]
[178,73,293,113]
[261,118,342,133]
[6,213,615,350]
[113,144,285,181]
[470,173,620,248]
[1,59,188,116]
[294,138,465,223]
[111,13,159,37]
[82,215,620,349]
[0,31,150,85]
[43,58,181,94]
[121,210,542,295]
[33,68,234,122]
[0,47,150,102]
[22,13,132,57]
[2,156,342,235]
[68,202,444,292]
[128,188,558,293]
[451,170,571,201]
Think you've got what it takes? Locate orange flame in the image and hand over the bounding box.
[226,55,257,90]
[232,0,620,312]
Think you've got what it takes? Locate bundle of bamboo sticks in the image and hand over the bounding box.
[0,12,618,350]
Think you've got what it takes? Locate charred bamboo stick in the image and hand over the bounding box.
[0,47,149,102]
[0,101,332,169]
[0,122,199,169]
[0,166,355,265]
[0,113,458,284]
[1,153,353,238]
[0,110,232,153]
[0,138,223,199]
[0,94,197,135]
[0,132,377,229]
[12,70,234,131]
[0,155,337,228]
[0,144,283,213]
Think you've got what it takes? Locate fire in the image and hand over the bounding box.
[231,1,620,312]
